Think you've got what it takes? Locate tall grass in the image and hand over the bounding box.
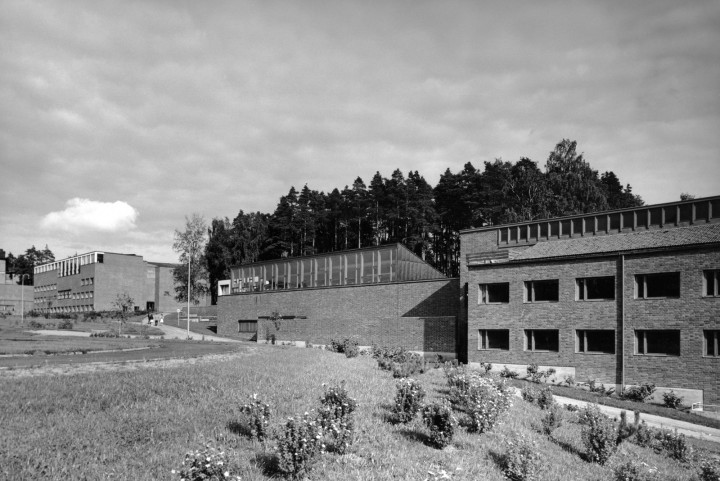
[0,346,713,480]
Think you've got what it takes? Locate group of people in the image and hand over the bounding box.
[147,313,164,326]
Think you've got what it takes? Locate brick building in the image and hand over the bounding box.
[0,251,33,313]
[461,195,720,404]
[217,244,462,358]
[33,251,186,314]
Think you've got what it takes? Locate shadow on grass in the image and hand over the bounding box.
[487,449,507,472]
[252,452,280,478]
[396,428,429,445]
[227,420,252,438]
[549,435,586,460]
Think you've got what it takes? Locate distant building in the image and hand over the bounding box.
[33,251,194,314]
[0,250,33,313]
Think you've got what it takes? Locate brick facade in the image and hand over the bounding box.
[217,278,460,356]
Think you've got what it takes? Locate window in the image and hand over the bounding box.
[478,283,510,304]
[238,320,257,333]
[704,270,720,297]
[705,330,719,357]
[635,272,680,298]
[478,330,509,350]
[524,280,559,302]
[576,330,615,353]
[525,329,559,352]
[576,277,615,300]
[635,330,680,356]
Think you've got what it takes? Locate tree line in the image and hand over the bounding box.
[197,139,642,303]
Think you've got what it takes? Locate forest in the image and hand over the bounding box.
[202,139,643,302]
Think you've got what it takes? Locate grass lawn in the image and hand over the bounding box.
[1,346,716,481]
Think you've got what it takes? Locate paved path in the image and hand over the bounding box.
[27,324,243,343]
[555,394,720,444]
[27,329,91,337]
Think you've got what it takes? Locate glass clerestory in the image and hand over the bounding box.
[229,244,444,293]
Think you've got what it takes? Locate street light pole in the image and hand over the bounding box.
[187,244,191,339]
[20,273,29,322]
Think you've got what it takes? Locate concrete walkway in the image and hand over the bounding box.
[555,394,720,444]
[152,323,244,343]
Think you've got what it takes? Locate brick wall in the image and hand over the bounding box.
[465,247,720,404]
[217,278,460,355]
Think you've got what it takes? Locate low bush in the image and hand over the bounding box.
[617,410,642,445]
[422,401,455,449]
[57,319,73,330]
[238,394,271,443]
[536,386,554,410]
[500,365,519,379]
[27,320,43,329]
[526,363,555,383]
[656,428,689,462]
[662,390,684,409]
[502,434,544,481]
[275,412,324,479]
[391,353,426,378]
[697,456,720,481]
[579,404,617,465]
[619,384,656,403]
[328,338,359,358]
[521,386,537,404]
[586,379,614,396]
[173,443,240,481]
[613,457,658,481]
[391,378,425,424]
[90,331,120,338]
[464,377,513,434]
[540,403,563,436]
[373,346,425,377]
[316,382,357,454]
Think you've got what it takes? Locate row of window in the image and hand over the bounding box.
[34,284,57,293]
[81,277,94,286]
[477,329,720,357]
[478,270,720,304]
[56,290,94,300]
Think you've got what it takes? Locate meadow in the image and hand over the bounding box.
[1,344,717,481]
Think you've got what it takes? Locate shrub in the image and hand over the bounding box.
[422,401,455,449]
[613,458,658,481]
[564,403,579,412]
[57,319,73,330]
[697,456,720,481]
[27,320,43,329]
[521,386,538,404]
[90,331,120,338]
[316,382,357,454]
[391,353,426,378]
[374,345,424,377]
[460,376,513,434]
[275,413,324,479]
[586,379,614,396]
[526,364,555,383]
[656,428,689,462]
[536,386,554,410]
[540,403,563,436]
[480,362,493,374]
[620,384,656,403]
[173,443,240,481]
[391,378,425,424]
[579,404,617,465]
[617,410,641,445]
[662,390,684,409]
[563,375,576,386]
[343,338,359,358]
[238,393,271,443]
[503,434,544,481]
[500,365,519,379]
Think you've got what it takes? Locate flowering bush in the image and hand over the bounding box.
[500,365,520,379]
[173,444,240,481]
[536,387,554,410]
[526,364,555,383]
[656,428,690,462]
[619,384,656,403]
[239,393,271,443]
[521,386,537,404]
[391,378,425,423]
[580,404,617,465]
[463,376,513,434]
[275,412,324,479]
[422,401,456,449]
[540,403,563,436]
[613,458,658,481]
[317,382,357,454]
[697,456,720,481]
[502,434,544,481]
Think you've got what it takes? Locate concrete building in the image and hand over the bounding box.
[33,251,186,314]
[217,244,462,357]
[0,251,33,314]
[460,195,720,404]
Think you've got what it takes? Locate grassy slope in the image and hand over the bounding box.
[0,347,713,480]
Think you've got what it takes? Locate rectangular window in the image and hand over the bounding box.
[635,330,680,356]
[525,329,559,352]
[577,277,615,300]
[238,320,257,333]
[635,272,680,298]
[478,283,510,304]
[705,330,719,357]
[704,270,720,297]
[478,329,510,350]
[576,330,615,353]
[525,280,559,302]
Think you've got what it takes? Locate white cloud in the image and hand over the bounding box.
[40,198,138,232]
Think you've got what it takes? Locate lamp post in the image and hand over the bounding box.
[187,243,193,340]
[20,274,29,322]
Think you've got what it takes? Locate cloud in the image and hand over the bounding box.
[40,198,138,232]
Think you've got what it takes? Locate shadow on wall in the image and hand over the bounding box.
[402,280,460,318]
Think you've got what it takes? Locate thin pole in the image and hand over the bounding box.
[187,245,191,339]
[21,274,28,322]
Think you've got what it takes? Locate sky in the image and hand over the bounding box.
[1,0,719,264]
